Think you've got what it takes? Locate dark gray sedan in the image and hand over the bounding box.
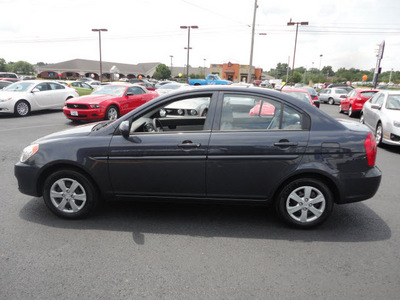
[15,86,382,228]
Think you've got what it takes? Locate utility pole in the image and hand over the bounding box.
[247,0,258,83]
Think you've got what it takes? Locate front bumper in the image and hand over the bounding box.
[14,162,42,197]
[63,107,106,120]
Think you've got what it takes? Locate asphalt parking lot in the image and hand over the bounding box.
[1,104,400,299]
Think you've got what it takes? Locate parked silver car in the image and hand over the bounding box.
[0,80,78,116]
[360,90,400,146]
[318,88,349,105]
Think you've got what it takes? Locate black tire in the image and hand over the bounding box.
[276,178,334,228]
[348,105,357,118]
[375,122,383,146]
[14,100,30,117]
[105,105,119,120]
[338,104,343,113]
[43,169,98,219]
[359,113,365,124]
[328,98,335,105]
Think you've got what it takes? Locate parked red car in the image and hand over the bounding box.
[281,88,316,107]
[339,88,379,117]
[63,84,158,121]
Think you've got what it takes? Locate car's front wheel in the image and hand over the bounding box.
[43,169,98,219]
[105,105,119,121]
[276,178,334,228]
[375,122,383,146]
[328,98,335,105]
[14,100,30,117]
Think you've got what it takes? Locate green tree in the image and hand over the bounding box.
[0,58,6,72]
[292,71,302,83]
[152,63,171,80]
[11,61,34,74]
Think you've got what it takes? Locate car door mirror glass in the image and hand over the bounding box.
[371,104,381,110]
[119,120,130,138]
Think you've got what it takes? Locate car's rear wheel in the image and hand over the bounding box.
[14,100,30,117]
[43,169,98,219]
[338,104,343,113]
[276,178,334,228]
[348,105,356,117]
[375,122,383,146]
[328,98,335,105]
[105,105,119,121]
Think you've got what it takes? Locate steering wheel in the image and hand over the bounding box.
[152,118,163,132]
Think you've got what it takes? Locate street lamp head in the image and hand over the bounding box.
[180,25,198,29]
[300,22,309,26]
[92,28,108,32]
[287,22,295,26]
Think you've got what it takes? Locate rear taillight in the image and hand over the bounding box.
[364,132,377,166]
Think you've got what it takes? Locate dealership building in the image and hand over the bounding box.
[36,58,264,82]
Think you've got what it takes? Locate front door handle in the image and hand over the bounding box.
[274,141,298,147]
[178,140,201,149]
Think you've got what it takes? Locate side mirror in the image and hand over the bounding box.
[371,104,382,110]
[119,120,130,138]
[32,88,40,93]
[126,92,134,96]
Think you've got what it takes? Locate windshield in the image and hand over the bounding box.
[386,95,400,110]
[3,82,35,92]
[92,85,126,96]
[159,84,183,90]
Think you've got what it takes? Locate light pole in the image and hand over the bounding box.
[203,58,207,78]
[287,20,308,82]
[92,28,108,82]
[170,55,173,77]
[180,25,198,80]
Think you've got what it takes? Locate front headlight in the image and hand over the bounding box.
[189,109,198,116]
[20,144,39,162]
[89,104,101,108]
[393,120,400,128]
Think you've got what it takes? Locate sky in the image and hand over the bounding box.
[1,0,400,73]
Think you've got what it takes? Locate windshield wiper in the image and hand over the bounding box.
[91,120,113,131]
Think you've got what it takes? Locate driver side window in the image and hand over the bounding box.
[129,96,211,134]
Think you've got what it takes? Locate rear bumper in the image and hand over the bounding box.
[336,166,382,204]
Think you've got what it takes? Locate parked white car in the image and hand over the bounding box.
[318,88,349,105]
[0,80,78,116]
[360,90,400,146]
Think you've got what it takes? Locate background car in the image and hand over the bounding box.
[134,82,157,91]
[160,97,210,118]
[0,72,20,82]
[156,83,190,96]
[63,84,159,121]
[282,88,316,107]
[15,86,381,229]
[360,90,400,146]
[0,80,12,89]
[67,81,95,96]
[300,87,320,108]
[0,80,78,116]
[319,88,349,105]
[339,88,379,117]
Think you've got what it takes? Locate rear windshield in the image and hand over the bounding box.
[360,91,378,98]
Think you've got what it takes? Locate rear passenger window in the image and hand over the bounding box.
[220,94,303,131]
